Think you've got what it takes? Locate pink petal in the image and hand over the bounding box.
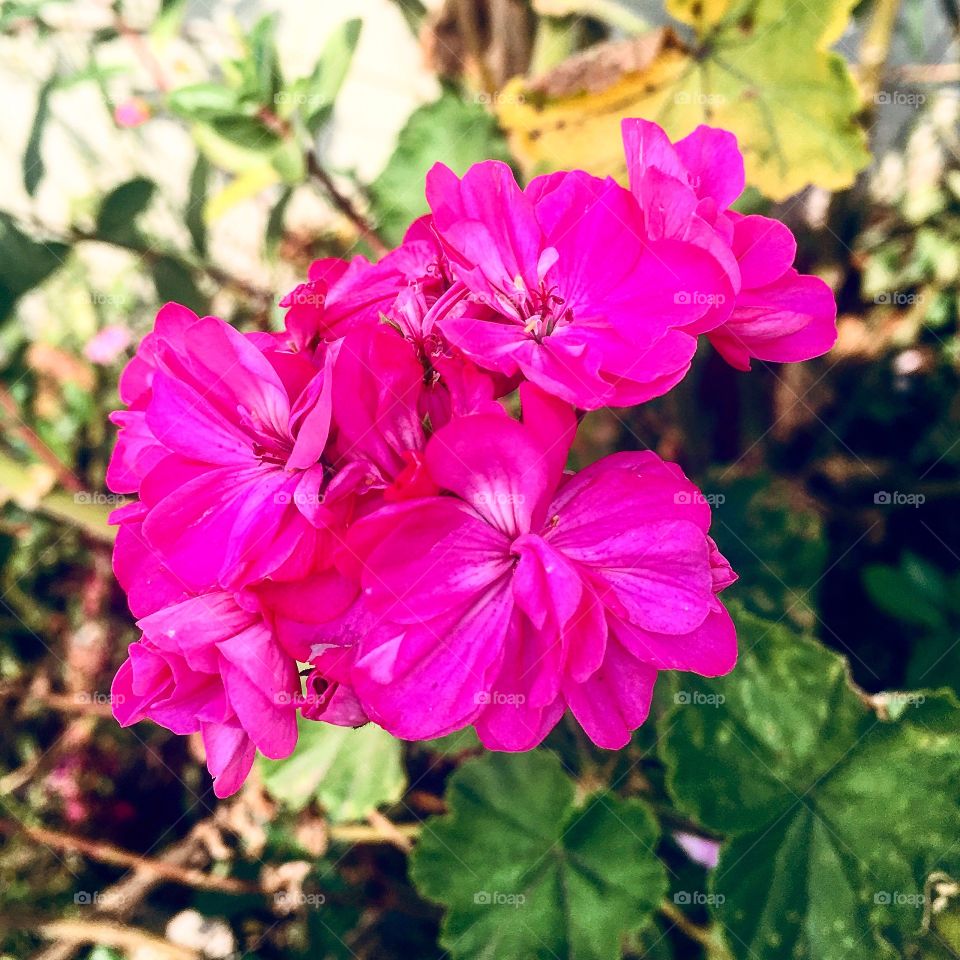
[674,125,745,210]
[201,720,257,798]
[565,638,658,749]
[610,605,737,676]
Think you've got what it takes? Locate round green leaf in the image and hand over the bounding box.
[411,751,667,960]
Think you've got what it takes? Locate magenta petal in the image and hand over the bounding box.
[674,125,745,210]
[729,213,796,288]
[352,498,511,623]
[286,343,338,470]
[201,720,257,798]
[146,372,253,465]
[621,118,687,189]
[610,604,737,677]
[710,269,837,370]
[426,413,553,537]
[354,579,514,740]
[565,638,658,749]
[113,522,189,618]
[107,410,166,494]
[475,681,565,752]
[427,160,543,297]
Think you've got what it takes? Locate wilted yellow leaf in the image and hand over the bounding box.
[498,0,870,200]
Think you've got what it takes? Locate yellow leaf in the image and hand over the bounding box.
[205,165,279,223]
[498,0,870,200]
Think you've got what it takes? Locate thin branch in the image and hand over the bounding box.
[38,920,198,960]
[305,151,390,258]
[0,385,84,494]
[0,819,259,895]
[366,810,414,852]
[659,901,732,959]
[327,821,421,845]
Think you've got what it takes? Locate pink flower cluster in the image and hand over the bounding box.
[108,120,836,796]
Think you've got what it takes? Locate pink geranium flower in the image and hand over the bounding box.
[337,384,737,750]
[107,305,431,594]
[112,588,299,797]
[423,161,731,410]
[621,119,837,367]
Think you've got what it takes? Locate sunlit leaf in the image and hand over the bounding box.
[498,0,870,200]
[369,90,512,246]
[260,719,405,822]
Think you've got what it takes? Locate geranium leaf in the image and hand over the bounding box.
[660,607,960,959]
[410,751,667,960]
[260,719,405,823]
[497,0,870,200]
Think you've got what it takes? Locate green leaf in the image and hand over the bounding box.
[192,116,283,174]
[300,18,362,135]
[709,474,827,630]
[863,562,947,630]
[369,89,512,246]
[264,185,293,257]
[389,0,427,33]
[151,256,207,314]
[95,177,156,246]
[167,82,242,121]
[260,719,405,822]
[246,14,283,104]
[186,154,210,257]
[660,607,960,960]
[0,214,70,321]
[424,726,481,755]
[24,76,54,196]
[410,751,667,960]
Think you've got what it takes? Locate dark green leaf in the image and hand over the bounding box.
[24,76,54,196]
[264,185,293,257]
[0,214,70,321]
[95,177,156,246]
[411,751,667,960]
[368,89,512,246]
[863,562,947,630]
[151,256,206,314]
[660,606,960,960]
[186,154,210,257]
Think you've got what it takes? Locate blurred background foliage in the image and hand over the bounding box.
[0,0,959,958]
